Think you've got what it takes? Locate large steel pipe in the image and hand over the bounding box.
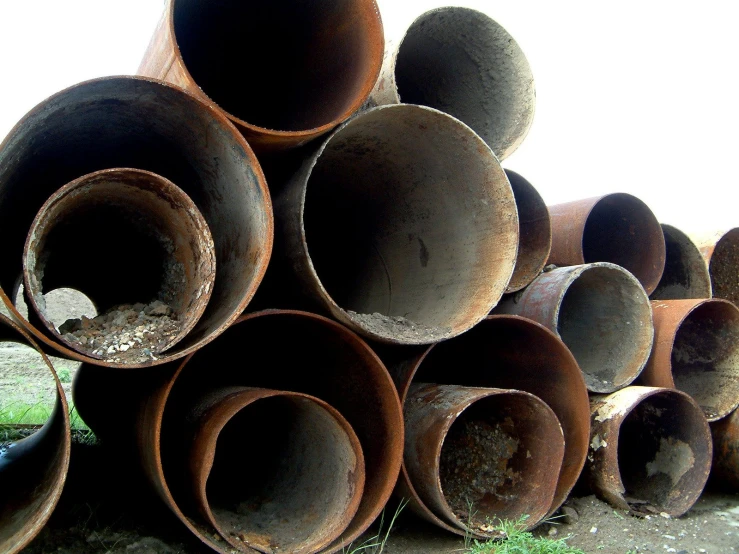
[73,310,403,554]
[0,76,273,368]
[710,408,739,489]
[185,387,364,554]
[693,228,739,306]
[139,0,384,152]
[651,224,712,300]
[640,299,739,421]
[504,170,552,293]
[0,314,71,554]
[369,6,535,161]
[383,315,589,521]
[548,194,666,295]
[272,104,519,344]
[23,169,216,364]
[586,386,712,517]
[495,263,654,393]
[404,383,564,537]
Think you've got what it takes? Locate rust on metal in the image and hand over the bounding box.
[139,0,385,153]
[641,299,739,422]
[271,104,519,344]
[693,228,739,306]
[0,314,71,554]
[369,6,535,161]
[22,168,216,363]
[710,408,739,490]
[650,224,712,300]
[73,310,403,554]
[585,386,712,517]
[504,170,552,293]
[494,263,654,393]
[403,383,564,537]
[0,76,273,369]
[548,193,666,295]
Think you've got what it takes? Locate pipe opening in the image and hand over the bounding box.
[617,392,709,514]
[709,228,739,306]
[394,7,534,160]
[651,225,712,300]
[205,395,361,553]
[671,301,739,421]
[303,106,518,343]
[23,169,215,364]
[558,266,652,392]
[173,0,382,132]
[582,194,665,294]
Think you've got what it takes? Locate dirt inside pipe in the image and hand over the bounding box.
[651,225,711,300]
[710,229,739,306]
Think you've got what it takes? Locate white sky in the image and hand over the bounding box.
[0,1,737,234]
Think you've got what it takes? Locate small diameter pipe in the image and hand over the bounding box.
[273,104,518,344]
[548,193,666,295]
[710,408,739,490]
[650,224,712,300]
[586,386,712,517]
[139,0,384,152]
[370,6,535,161]
[495,263,654,393]
[693,228,739,306]
[641,299,739,421]
[403,383,564,538]
[504,170,552,293]
[0,314,71,554]
[23,169,215,364]
[185,387,364,554]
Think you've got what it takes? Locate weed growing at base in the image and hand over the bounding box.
[466,516,585,554]
[343,498,409,554]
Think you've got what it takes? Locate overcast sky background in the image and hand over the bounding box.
[0,1,737,234]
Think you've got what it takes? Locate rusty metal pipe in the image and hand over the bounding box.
[139,0,384,153]
[73,310,403,554]
[586,386,712,517]
[640,299,739,422]
[272,104,519,344]
[0,76,273,369]
[548,194,666,295]
[693,228,739,306]
[370,6,535,161]
[495,263,654,393]
[0,314,71,553]
[403,383,564,537]
[22,168,216,363]
[504,170,552,293]
[185,387,364,554]
[650,224,712,300]
[710,408,739,490]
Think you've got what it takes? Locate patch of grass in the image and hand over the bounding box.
[466,515,585,554]
[0,401,97,444]
[343,498,408,554]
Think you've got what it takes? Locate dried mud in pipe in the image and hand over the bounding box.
[641,299,739,421]
[650,224,711,300]
[370,7,535,161]
[586,386,712,517]
[0,314,71,554]
[23,169,216,364]
[0,76,273,369]
[139,0,384,152]
[710,408,739,490]
[403,383,564,538]
[273,104,518,344]
[548,193,666,295]
[495,263,654,393]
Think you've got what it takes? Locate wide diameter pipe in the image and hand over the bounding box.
[650,224,712,300]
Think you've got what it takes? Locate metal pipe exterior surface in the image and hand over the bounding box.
[548,194,666,295]
[184,387,365,554]
[710,408,739,490]
[73,310,403,554]
[403,383,564,537]
[139,0,384,153]
[22,169,216,363]
[494,263,654,393]
[369,6,535,161]
[641,299,739,422]
[0,76,273,369]
[693,228,739,306]
[272,104,519,345]
[0,314,71,554]
[585,386,712,517]
[650,224,712,300]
